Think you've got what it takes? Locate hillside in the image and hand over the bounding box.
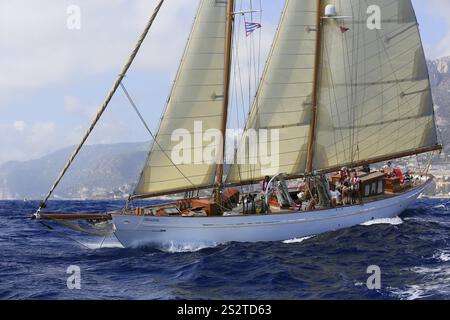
[428,57,450,152]
[0,142,150,200]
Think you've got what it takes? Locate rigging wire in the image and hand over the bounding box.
[38,221,91,250]
[231,3,246,193]
[252,0,263,187]
[349,0,360,166]
[339,2,353,165]
[228,0,264,189]
[119,82,198,191]
[247,0,263,187]
[235,2,249,123]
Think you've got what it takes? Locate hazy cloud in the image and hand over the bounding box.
[64,95,95,118]
[0,0,197,164]
[423,0,450,59]
[13,121,26,132]
[0,121,59,164]
[0,0,196,104]
[0,118,132,165]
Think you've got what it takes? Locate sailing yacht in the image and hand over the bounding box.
[33,0,442,248]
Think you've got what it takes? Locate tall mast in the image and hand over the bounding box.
[215,0,235,186]
[306,0,323,174]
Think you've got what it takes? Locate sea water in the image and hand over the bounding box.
[0,199,449,300]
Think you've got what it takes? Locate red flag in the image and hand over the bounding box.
[340,26,350,33]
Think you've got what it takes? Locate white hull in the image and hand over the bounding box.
[112,180,431,248]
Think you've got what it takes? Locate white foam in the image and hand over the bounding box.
[360,216,403,226]
[157,241,221,253]
[390,285,434,300]
[81,240,124,249]
[433,250,450,262]
[390,266,450,300]
[439,252,450,262]
[411,266,450,275]
[283,236,315,244]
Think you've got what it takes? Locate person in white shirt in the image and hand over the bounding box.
[329,186,342,207]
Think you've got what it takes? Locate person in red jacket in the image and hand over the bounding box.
[393,167,404,184]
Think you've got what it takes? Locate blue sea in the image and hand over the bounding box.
[0,199,449,300]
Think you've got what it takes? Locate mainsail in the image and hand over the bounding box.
[312,0,440,171]
[226,0,319,184]
[134,0,228,197]
[228,0,440,184]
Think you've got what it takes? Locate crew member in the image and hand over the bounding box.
[260,176,272,192]
[350,172,361,204]
[330,185,342,207]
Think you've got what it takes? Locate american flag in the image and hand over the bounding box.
[340,26,350,33]
[245,21,261,36]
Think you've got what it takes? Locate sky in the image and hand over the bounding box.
[0,0,449,165]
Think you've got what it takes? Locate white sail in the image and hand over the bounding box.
[135,0,227,196]
[313,0,439,171]
[226,0,319,183]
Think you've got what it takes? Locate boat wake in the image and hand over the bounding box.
[154,241,221,253]
[76,237,219,252]
[283,236,315,244]
[80,240,124,250]
[360,216,403,226]
[432,201,450,211]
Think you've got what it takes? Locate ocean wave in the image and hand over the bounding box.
[155,241,221,253]
[432,201,450,210]
[2,198,450,300]
[389,266,450,300]
[360,217,403,226]
[283,236,315,244]
[433,250,450,262]
[389,285,435,300]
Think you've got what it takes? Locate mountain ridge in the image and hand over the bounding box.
[428,56,450,152]
[0,141,150,200]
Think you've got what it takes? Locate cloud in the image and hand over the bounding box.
[64,95,95,118]
[0,121,57,164]
[0,0,200,165]
[29,122,57,144]
[13,121,26,132]
[422,0,450,59]
[0,0,196,104]
[0,118,133,165]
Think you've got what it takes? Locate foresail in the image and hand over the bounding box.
[313,0,439,171]
[135,0,227,197]
[226,0,319,184]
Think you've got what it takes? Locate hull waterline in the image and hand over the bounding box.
[112,180,431,248]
